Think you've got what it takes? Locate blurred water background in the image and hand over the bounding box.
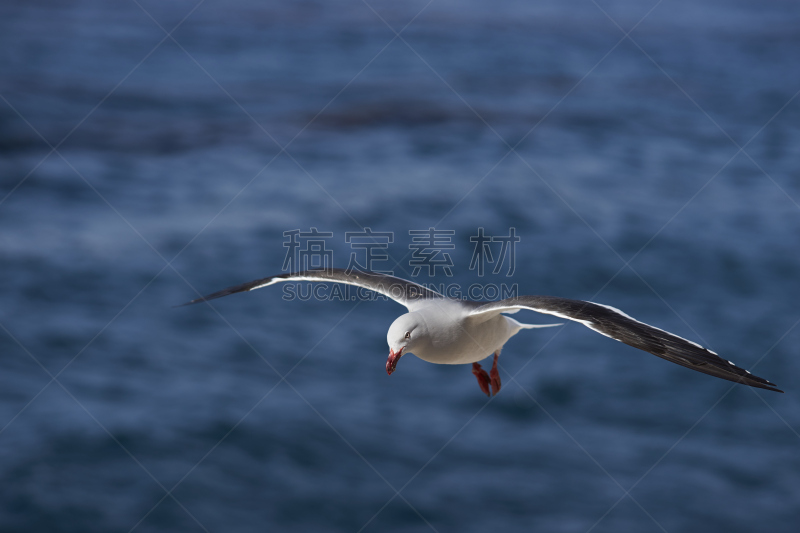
[2,0,800,531]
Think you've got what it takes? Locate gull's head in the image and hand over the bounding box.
[386,313,426,375]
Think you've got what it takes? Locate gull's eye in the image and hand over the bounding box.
[404,331,411,339]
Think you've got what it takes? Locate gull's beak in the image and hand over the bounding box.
[386,347,404,375]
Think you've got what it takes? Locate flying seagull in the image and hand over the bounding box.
[181,268,782,395]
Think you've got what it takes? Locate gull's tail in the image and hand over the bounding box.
[507,316,564,331]
[518,322,564,329]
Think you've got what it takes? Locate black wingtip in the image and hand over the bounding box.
[173,292,231,308]
[760,378,784,393]
[174,283,259,309]
[172,298,206,308]
[743,377,783,394]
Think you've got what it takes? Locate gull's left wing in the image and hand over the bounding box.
[469,295,782,393]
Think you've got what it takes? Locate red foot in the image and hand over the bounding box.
[489,352,501,396]
[472,363,491,396]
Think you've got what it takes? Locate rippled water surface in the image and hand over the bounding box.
[2,1,800,531]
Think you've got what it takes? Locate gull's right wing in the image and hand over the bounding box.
[178,268,443,312]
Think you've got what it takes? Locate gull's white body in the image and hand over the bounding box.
[399,301,534,365]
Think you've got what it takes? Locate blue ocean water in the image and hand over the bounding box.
[1,1,800,531]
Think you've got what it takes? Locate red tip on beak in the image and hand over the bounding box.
[386,347,403,375]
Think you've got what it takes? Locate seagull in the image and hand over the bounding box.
[181,268,783,395]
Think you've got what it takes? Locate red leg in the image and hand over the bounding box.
[472,362,491,396]
[489,351,501,396]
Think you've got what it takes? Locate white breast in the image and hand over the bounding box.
[411,303,518,365]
